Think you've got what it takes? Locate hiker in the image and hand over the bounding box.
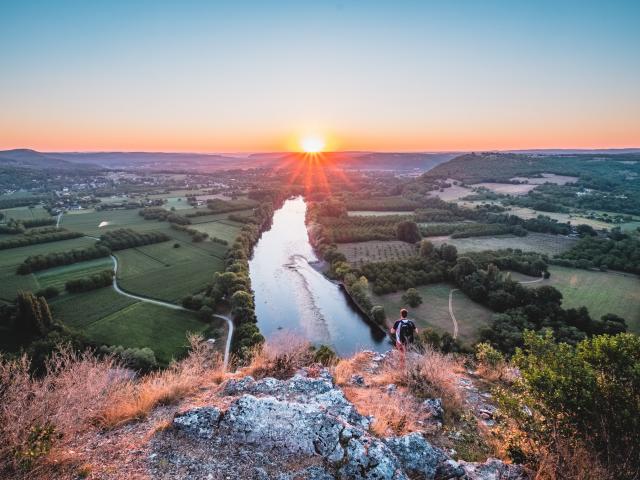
[390,308,418,352]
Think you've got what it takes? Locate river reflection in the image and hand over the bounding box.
[249,196,389,356]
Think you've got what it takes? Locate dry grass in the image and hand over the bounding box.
[98,335,223,428]
[343,387,426,436]
[334,348,464,436]
[0,335,223,474]
[243,333,315,380]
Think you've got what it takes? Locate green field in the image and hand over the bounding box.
[370,283,493,344]
[34,257,114,292]
[59,208,170,236]
[0,236,98,301]
[189,219,242,243]
[83,302,220,364]
[511,266,640,333]
[115,240,226,302]
[429,232,577,256]
[1,205,51,221]
[50,287,138,329]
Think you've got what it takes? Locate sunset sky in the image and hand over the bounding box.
[1,0,639,153]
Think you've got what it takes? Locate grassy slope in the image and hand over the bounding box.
[429,233,577,256]
[510,266,640,333]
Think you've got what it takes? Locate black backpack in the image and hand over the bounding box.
[395,319,416,344]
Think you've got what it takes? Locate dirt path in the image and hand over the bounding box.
[448,289,460,339]
[447,275,544,339]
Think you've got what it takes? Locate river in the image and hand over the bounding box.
[249,196,389,356]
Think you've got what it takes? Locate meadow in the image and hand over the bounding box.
[429,232,577,256]
[0,236,98,301]
[188,218,243,243]
[1,205,51,221]
[510,266,640,333]
[114,240,226,302]
[82,302,224,364]
[370,282,493,345]
[33,257,114,292]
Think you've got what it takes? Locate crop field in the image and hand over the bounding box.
[510,266,640,333]
[429,232,577,256]
[428,181,474,201]
[347,211,414,217]
[509,173,578,185]
[1,205,51,221]
[337,241,418,265]
[59,209,172,236]
[189,219,242,243]
[115,240,226,302]
[469,183,538,195]
[0,236,98,300]
[163,196,195,210]
[50,287,138,329]
[34,257,114,292]
[82,302,221,364]
[370,283,493,345]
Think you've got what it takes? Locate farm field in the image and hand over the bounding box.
[347,211,414,217]
[115,240,226,302]
[370,283,493,345]
[337,240,417,265]
[0,236,98,301]
[428,180,474,201]
[1,205,51,221]
[189,219,242,243]
[50,287,138,330]
[59,209,172,236]
[33,257,114,292]
[509,173,578,185]
[82,302,223,364]
[470,182,537,195]
[510,266,640,333]
[429,232,577,256]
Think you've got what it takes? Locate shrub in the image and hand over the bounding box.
[245,334,314,380]
[313,345,337,366]
[370,305,386,326]
[401,288,422,307]
[396,220,421,243]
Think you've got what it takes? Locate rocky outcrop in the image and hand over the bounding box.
[149,367,526,479]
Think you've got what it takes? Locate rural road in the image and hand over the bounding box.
[447,275,544,339]
[108,254,233,370]
[78,229,234,369]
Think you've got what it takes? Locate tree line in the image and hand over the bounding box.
[17,245,111,274]
[97,229,170,251]
[65,269,114,293]
[552,231,640,274]
[0,217,56,234]
[140,207,191,225]
[0,229,83,250]
[170,223,210,242]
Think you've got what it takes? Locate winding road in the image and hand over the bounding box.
[66,223,234,368]
[447,275,544,339]
[108,254,233,369]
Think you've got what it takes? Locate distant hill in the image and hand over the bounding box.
[0,149,99,171]
[423,151,640,183]
[251,151,459,172]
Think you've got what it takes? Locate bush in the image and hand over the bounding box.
[35,286,60,300]
[370,305,386,326]
[396,221,421,243]
[313,345,337,366]
[401,288,423,307]
[497,330,640,479]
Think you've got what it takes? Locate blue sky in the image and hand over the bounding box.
[1,0,639,151]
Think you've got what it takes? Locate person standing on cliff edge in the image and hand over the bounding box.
[390,308,417,352]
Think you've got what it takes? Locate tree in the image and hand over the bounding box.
[230,290,256,323]
[419,239,435,257]
[439,243,458,263]
[370,305,386,325]
[401,288,423,308]
[396,221,421,243]
[15,291,54,337]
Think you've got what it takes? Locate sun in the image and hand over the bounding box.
[300,136,325,153]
